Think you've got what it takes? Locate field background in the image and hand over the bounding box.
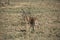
[0,0,60,40]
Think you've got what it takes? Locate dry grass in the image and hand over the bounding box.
[0,0,60,40]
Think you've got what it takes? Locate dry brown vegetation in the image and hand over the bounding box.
[0,0,60,40]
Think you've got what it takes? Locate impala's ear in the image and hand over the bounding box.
[25,16,30,21]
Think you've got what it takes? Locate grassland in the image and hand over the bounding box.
[0,0,60,40]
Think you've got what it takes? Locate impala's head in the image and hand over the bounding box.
[25,16,37,26]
